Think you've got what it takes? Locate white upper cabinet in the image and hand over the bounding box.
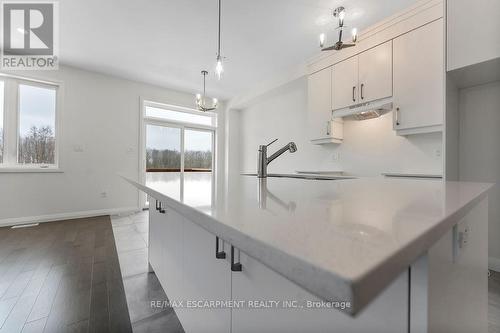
[332,41,393,110]
[393,19,444,134]
[358,41,393,103]
[447,0,500,71]
[332,55,359,109]
[307,67,332,140]
[307,67,343,144]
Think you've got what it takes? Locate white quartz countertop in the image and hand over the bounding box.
[123,175,491,315]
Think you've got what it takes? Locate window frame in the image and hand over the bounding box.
[0,74,61,172]
[144,100,217,129]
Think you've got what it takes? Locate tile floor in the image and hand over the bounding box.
[110,211,184,333]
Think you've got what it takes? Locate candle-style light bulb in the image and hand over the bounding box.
[338,10,345,23]
[215,56,223,80]
[319,33,326,48]
[351,28,358,42]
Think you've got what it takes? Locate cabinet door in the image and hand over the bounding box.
[159,207,184,302]
[358,41,393,103]
[393,19,444,132]
[332,56,359,110]
[148,196,161,274]
[231,252,408,333]
[307,67,332,141]
[447,0,500,71]
[181,221,231,333]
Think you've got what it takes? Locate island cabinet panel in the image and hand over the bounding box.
[148,196,162,276]
[231,252,409,333]
[392,18,444,135]
[148,198,232,333]
[181,220,232,333]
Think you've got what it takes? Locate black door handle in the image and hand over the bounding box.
[158,202,166,214]
[215,237,226,259]
[155,200,160,211]
[231,246,242,272]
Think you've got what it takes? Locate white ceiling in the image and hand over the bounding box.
[60,0,417,101]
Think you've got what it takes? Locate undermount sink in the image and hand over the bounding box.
[242,173,355,180]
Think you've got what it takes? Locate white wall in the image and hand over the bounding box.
[457,81,500,267]
[235,77,442,177]
[0,65,226,225]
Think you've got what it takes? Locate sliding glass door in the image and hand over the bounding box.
[141,102,216,210]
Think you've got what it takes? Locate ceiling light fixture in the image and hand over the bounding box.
[319,7,358,51]
[196,70,218,112]
[215,0,224,79]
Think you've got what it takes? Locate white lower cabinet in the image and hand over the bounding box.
[181,220,231,333]
[148,196,162,275]
[231,252,408,333]
[149,199,408,333]
[148,197,231,333]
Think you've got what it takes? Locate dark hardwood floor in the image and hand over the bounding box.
[0,216,131,333]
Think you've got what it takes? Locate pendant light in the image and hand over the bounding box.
[215,0,224,79]
[196,70,218,112]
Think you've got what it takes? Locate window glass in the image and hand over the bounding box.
[145,106,214,126]
[183,129,213,207]
[145,124,182,200]
[18,84,57,165]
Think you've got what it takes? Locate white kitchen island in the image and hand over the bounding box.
[123,175,491,333]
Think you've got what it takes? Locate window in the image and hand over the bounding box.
[0,75,59,170]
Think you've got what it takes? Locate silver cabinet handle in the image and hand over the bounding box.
[395,107,400,126]
[326,121,330,136]
[352,86,356,102]
[360,83,364,100]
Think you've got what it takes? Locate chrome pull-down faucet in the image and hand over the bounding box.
[257,139,297,178]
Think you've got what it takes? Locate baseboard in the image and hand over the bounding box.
[489,256,500,272]
[0,206,141,228]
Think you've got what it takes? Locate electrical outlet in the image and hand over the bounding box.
[434,148,442,158]
[332,152,340,161]
[73,144,84,153]
[100,191,107,198]
[453,222,471,262]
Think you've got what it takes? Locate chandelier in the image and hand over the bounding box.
[319,7,358,51]
[196,70,218,112]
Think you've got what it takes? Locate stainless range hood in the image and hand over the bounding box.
[332,97,393,120]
